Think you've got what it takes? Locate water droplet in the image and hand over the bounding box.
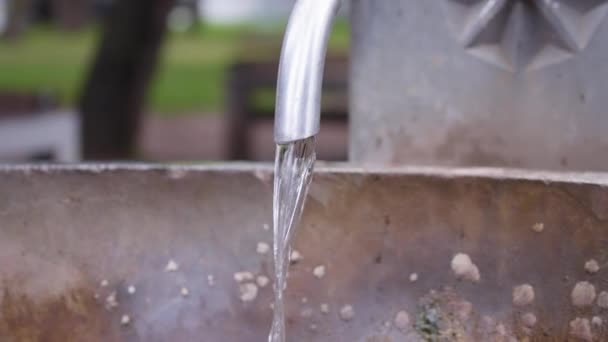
[585,259,600,274]
[256,275,270,288]
[234,271,254,283]
[127,285,136,295]
[513,284,535,306]
[120,314,131,326]
[239,283,258,302]
[313,265,326,279]
[165,259,179,272]
[257,242,270,255]
[339,305,355,321]
[451,253,480,282]
[572,281,596,307]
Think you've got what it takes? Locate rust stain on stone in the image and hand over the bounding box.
[0,285,114,342]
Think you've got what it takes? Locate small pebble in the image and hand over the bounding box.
[320,303,330,314]
[339,305,355,321]
[394,310,410,332]
[592,316,602,326]
[105,291,118,310]
[585,259,600,274]
[513,284,535,306]
[597,291,608,308]
[532,222,544,233]
[120,314,131,326]
[290,250,303,263]
[301,297,308,304]
[239,283,258,302]
[256,275,270,288]
[451,253,480,282]
[207,274,215,287]
[521,312,537,328]
[496,323,507,336]
[165,259,179,272]
[572,281,596,307]
[409,273,418,282]
[263,223,270,231]
[256,242,270,255]
[570,317,593,341]
[180,287,189,297]
[100,279,109,287]
[234,271,254,283]
[127,285,136,295]
[309,324,318,331]
[313,265,326,279]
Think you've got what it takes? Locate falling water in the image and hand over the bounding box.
[268,137,316,342]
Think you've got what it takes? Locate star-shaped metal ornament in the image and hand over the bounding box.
[444,0,608,71]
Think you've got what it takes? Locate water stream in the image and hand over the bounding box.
[268,137,316,342]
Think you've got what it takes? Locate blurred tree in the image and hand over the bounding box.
[79,0,176,159]
[51,0,88,30]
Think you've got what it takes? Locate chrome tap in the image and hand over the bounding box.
[274,0,342,144]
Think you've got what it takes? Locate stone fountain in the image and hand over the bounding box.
[2,1,608,341]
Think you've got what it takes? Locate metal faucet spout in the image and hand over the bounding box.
[274,0,342,144]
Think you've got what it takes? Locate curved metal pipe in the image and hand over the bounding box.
[274,0,342,144]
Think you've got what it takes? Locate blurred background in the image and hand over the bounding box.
[0,0,349,162]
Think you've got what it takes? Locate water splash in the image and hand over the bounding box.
[268,137,316,342]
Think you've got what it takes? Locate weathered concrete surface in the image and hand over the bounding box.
[1,164,608,341]
[350,0,608,171]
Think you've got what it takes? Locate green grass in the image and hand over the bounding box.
[0,25,98,105]
[0,20,350,115]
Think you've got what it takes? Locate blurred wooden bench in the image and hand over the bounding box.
[225,57,348,160]
[0,92,80,161]
[0,92,56,118]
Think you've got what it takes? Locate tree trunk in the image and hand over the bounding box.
[79,0,175,160]
[51,0,89,30]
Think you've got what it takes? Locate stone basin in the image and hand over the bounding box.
[1,164,608,341]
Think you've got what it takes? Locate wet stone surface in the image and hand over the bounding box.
[2,166,608,340]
